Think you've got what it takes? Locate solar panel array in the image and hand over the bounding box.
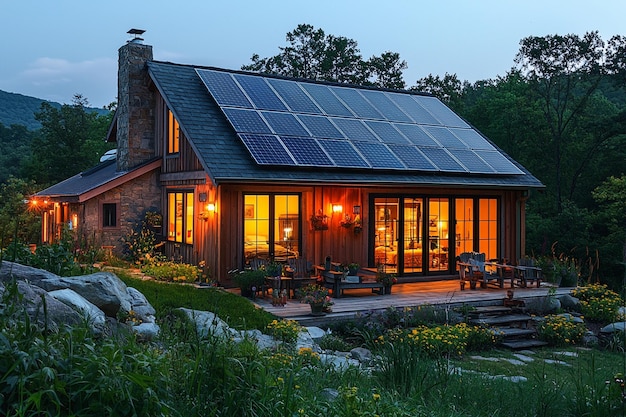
[196,68,523,175]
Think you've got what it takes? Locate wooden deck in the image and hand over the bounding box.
[252,279,573,326]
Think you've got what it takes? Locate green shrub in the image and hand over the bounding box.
[318,333,351,352]
[572,283,623,322]
[266,319,301,346]
[536,314,587,346]
[141,260,200,283]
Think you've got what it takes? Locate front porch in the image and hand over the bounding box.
[254,280,573,326]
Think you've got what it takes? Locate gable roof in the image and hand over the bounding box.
[147,61,543,189]
[35,158,160,203]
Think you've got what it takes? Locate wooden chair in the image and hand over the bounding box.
[248,258,270,297]
[516,257,542,288]
[288,258,316,298]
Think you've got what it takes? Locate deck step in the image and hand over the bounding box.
[472,314,531,327]
[492,327,536,338]
[500,339,549,350]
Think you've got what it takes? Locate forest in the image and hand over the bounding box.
[1,25,625,289]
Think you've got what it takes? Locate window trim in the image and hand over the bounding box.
[101,201,119,229]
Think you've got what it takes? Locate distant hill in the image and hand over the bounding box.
[0,90,109,131]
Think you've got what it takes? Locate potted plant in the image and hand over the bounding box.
[264,261,283,278]
[231,269,266,298]
[376,265,397,295]
[296,283,334,315]
[310,209,329,231]
[347,262,359,276]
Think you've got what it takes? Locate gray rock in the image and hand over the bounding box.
[319,388,339,401]
[524,296,561,314]
[600,322,626,334]
[350,347,372,363]
[132,322,160,341]
[127,287,156,322]
[305,326,327,341]
[35,272,132,317]
[4,280,84,331]
[176,308,238,339]
[558,294,581,311]
[48,288,106,327]
[556,313,585,324]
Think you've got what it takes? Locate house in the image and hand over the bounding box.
[34,32,543,286]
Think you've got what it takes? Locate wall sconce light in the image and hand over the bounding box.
[207,203,216,212]
[332,204,343,214]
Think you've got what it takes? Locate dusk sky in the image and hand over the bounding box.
[2,0,624,108]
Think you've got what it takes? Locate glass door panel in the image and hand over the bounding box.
[478,198,498,261]
[373,198,399,273]
[455,198,474,258]
[402,198,423,273]
[274,195,300,261]
[428,198,449,271]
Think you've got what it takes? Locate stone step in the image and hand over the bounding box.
[500,339,549,350]
[469,305,513,317]
[492,327,536,339]
[471,314,531,327]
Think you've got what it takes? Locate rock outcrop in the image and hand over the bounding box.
[0,261,159,340]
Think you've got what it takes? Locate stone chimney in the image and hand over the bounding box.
[116,29,155,171]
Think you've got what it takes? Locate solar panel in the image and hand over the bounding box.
[223,108,272,134]
[420,147,466,172]
[359,90,412,123]
[297,114,345,139]
[331,118,379,142]
[196,68,523,175]
[280,136,334,166]
[233,74,288,111]
[364,121,410,144]
[196,69,252,108]
[421,126,467,149]
[414,96,470,128]
[317,139,370,168]
[261,111,310,136]
[329,86,384,119]
[447,148,495,173]
[301,83,354,117]
[393,124,440,147]
[450,128,495,150]
[352,142,406,169]
[477,151,524,174]
[387,144,438,171]
[238,134,295,165]
[387,92,441,125]
[266,78,323,114]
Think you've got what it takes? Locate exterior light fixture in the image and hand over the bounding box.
[207,203,216,212]
[332,204,343,213]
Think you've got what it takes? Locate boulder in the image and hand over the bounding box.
[0,280,83,331]
[558,294,582,312]
[524,295,561,314]
[176,308,238,339]
[48,288,106,328]
[34,272,132,317]
[127,287,156,323]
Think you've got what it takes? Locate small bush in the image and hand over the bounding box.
[572,283,623,323]
[536,314,587,346]
[319,333,351,352]
[141,260,200,282]
[266,319,301,345]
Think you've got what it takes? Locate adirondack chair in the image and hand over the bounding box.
[457,252,504,289]
[516,257,542,288]
[288,258,317,298]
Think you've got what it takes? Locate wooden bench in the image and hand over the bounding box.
[321,270,384,298]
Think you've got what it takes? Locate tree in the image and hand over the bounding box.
[411,72,467,109]
[22,94,113,186]
[514,32,611,212]
[243,24,407,88]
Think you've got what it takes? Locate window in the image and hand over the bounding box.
[243,194,300,263]
[102,203,117,228]
[167,109,180,154]
[167,191,194,244]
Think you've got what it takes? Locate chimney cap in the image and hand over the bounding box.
[127,28,145,43]
[128,28,146,36]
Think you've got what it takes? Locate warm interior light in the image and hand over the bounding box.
[206,203,216,212]
[71,214,78,229]
[332,204,343,213]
